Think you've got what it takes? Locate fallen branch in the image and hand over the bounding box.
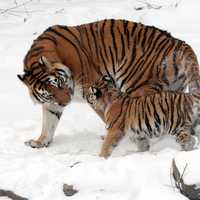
[0,189,28,200]
[171,159,200,200]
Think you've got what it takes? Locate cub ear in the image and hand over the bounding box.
[91,86,102,98]
[102,75,115,86]
[102,75,111,81]
[39,56,52,69]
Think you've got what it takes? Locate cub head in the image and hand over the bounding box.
[87,75,115,108]
[17,56,74,106]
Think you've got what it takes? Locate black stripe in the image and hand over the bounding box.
[172,42,182,81]
[100,20,109,61]
[123,20,130,48]
[84,26,93,54]
[47,27,79,53]
[108,46,115,76]
[168,94,174,134]
[38,36,57,46]
[48,109,62,120]
[30,46,44,53]
[123,20,128,33]
[138,100,143,131]
[99,45,112,78]
[32,90,42,103]
[109,97,127,129]
[145,114,153,136]
[116,58,128,74]
[138,26,143,42]
[141,26,148,51]
[59,26,80,41]
[120,32,126,61]
[30,61,39,69]
[130,23,137,36]
[90,24,99,61]
[110,19,118,70]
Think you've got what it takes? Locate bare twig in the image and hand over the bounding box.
[134,0,182,11]
[0,0,33,18]
[69,161,81,168]
[14,0,18,6]
[0,189,28,200]
[171,159,200,200]
[0,0,32,14]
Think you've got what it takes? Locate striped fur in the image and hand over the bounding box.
[23,19,200,99]
[19,19,200,148]
[18,56,74,106]
[87,77,199,157]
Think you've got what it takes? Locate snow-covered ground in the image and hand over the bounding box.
[0,0,200,199]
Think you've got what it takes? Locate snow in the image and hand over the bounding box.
[0,0,200,199]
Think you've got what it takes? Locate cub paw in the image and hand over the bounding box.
[181,136,199,151]
[24,139,51,148]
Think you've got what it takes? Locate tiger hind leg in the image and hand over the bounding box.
[25,103,64,148]
[176,130,198,151]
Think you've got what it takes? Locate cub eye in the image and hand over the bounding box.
[95,90,102,98]
[91,87,102,98]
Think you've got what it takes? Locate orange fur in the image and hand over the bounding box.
[20,19,200,148]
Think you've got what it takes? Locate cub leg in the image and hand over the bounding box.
[176,130,198,151]
[100,128,124,158]
[25,103,64,148]
[135,136,150,152]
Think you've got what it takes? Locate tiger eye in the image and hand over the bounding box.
[95,89,102,99]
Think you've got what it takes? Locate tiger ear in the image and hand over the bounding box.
[17,74,25,82]
[39,56,52,69]
[17,74,28,85]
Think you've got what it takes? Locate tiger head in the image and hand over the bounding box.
[87,75,117,110]
[17,56,74,107]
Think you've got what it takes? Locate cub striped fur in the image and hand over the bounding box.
[87,76,199,157]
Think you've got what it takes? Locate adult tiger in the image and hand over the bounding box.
[18,19,200,148]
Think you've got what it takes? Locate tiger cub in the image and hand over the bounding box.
[87,76,199,158]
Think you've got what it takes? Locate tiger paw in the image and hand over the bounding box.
[24,139,52,148]
[99,149,110,158]
[181,136,199,151]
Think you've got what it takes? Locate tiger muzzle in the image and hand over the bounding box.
[47,84,72,106]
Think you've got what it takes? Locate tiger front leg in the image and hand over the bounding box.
[99,128,124,158]
[176,130,199,151]
[25,103,64,148]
